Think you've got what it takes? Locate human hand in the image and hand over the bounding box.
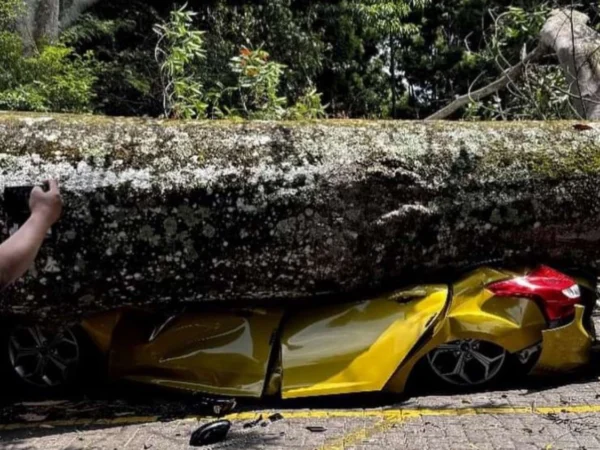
[29,179,63,227]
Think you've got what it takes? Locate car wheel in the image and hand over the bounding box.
[426,339,507,387]
[2,323,83,393]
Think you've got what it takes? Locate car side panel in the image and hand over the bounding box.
[106,308,283,398]
[533,305,592,373]
[280,286,448,399]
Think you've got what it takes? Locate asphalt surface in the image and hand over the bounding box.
[3,314,600,450]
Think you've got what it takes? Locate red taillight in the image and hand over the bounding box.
[487,265,580,322]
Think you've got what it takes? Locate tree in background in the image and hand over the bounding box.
[313,1,389,118]
[0,0,97,112]
[13,0,102,52]
[3,0,600,120]
[351,0,429,118]
[196,0,326,113]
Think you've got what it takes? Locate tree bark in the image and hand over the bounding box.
[15,0,101,51]
[1,114,600,322]
[539,9,600,119]
[390,33,397,119]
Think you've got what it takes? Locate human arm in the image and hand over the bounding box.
[0,180,63,290]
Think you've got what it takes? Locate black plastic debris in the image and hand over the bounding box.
[306,426,327,433]
[243,415,263,429]
[191,397,237,417]
[243,413,285,430]
[268,413,284,423]
[213,399,237,416]
[189,420,231,447]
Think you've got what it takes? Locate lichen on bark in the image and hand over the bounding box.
[1,112,600,321]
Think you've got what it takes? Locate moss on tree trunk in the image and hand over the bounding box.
[1,112,600,321]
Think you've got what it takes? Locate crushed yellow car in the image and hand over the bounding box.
[2,265,596,398]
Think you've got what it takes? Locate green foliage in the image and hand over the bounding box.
[350,0,430,117]
[154,4,207,119]
[61,14,137,46]
[229,47,287,119]
[63,2,163,116]
[313,2,389,118]
[286,87,328,120]
[464,65,571,121]
[151,4,327,120]
[198,0,325,106]
[0,0,23,29]
[489,5,550,55]
[2,0,590,120]
[0,0,97,113]
[352,0,428,36]
[0,32,96,113]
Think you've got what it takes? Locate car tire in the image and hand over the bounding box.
[425,339,508,388]
[0,320,102,399]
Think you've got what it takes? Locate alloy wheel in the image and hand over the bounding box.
[7,325,79,388]
[427,339,506,386]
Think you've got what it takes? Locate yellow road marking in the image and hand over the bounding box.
[225,404,600,421]
[315,404,600,450]
[2,404,600,431]
[316,418,399,450]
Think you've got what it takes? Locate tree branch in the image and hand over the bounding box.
[425,45,546,121]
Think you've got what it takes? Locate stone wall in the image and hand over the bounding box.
[1,113,600,320]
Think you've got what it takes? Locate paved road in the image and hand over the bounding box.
[3,372,600,450]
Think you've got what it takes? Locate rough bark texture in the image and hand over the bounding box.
[1,113,600,321]
[15,0,59,53]
[16,0,100,50]
[539,9,600,119]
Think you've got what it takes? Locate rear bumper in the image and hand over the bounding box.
[533,304,592,374]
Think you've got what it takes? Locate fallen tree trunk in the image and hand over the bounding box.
[1,113,600,321]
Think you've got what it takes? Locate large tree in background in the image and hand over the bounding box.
[351,0,429,118]
[15,0,101,51]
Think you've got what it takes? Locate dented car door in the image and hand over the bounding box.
[280,286,448,398]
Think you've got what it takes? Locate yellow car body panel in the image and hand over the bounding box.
[105,308,283,398]
[386,269,548,393]
[280,286,448,399]
[533,305,592,373]
[81,309,124,354]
